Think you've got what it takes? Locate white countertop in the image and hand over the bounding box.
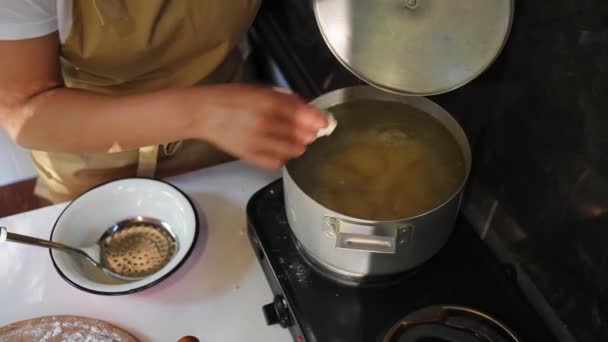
[0,162,291,342]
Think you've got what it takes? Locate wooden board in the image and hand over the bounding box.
[0,315,138,342]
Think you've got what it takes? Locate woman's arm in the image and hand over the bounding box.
[0,33,326,169]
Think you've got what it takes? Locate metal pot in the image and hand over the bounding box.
[282,86,471,277]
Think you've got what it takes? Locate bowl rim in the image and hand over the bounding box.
[49,177,200,296]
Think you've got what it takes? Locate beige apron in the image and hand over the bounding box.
[31,0,261,203]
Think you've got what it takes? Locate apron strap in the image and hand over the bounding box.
[137,145,159,177]
[136,141,184,177]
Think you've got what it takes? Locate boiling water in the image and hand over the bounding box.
[289,100,466,221]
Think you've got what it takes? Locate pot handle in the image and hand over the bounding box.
[323,217,413,254]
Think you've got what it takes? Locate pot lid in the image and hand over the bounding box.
[313,0,514,95]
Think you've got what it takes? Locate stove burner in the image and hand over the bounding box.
[383,306,520,342]
[247,180,556,342]
[292,233,422,288]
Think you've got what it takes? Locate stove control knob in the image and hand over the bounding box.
[262,295,292,328]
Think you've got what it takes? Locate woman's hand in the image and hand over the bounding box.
[197,84,328,169]
[0,33,326,163]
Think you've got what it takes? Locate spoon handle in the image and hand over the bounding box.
[0,226,89,258]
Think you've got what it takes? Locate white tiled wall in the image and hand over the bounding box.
[0,128,36,186]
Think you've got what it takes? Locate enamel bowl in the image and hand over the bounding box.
[49,178,198,295]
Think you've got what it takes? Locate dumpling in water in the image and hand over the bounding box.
[331,142,388,180]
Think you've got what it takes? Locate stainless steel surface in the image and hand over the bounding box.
[0,217,178,280]
[313,0,514,95]
[283,86,472,276]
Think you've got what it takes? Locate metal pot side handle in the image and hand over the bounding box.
[323,217,413,254]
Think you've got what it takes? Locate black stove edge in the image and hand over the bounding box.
[246,186,306,341]
[248,225,307,341]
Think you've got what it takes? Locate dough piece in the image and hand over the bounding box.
[316,113,338,138]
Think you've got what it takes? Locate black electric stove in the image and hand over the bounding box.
[247,180,558,342]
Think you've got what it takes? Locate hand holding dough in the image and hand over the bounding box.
[316,112,338,138]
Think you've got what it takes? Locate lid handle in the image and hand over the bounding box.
[404,0,419,9]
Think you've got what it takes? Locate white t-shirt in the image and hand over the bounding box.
[0,0,72,42]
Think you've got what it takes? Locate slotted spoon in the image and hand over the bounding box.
[0,217,178,281]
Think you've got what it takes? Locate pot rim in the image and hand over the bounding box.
[284,85,472,224]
